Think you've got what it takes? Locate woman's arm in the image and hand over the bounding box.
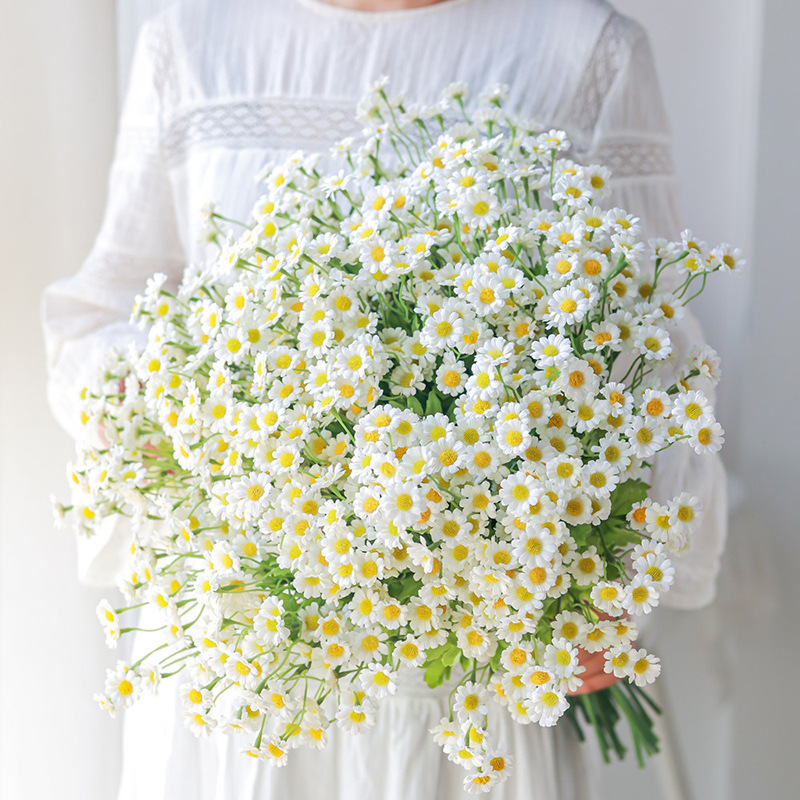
[584,17,728,610]
[42,17,185,585]
[43,17,185,442]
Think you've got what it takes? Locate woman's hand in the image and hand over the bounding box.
[566,610,623,696]
[567,648,620,695]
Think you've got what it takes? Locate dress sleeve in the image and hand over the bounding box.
[42,19,185,587]
[585,19,728,609]
[42,17,184,442]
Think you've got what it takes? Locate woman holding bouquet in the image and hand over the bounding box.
[43,0,727,797]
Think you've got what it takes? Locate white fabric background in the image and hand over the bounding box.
[1,1,797,799]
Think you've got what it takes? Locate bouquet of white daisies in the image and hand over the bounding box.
[59,79,741,792]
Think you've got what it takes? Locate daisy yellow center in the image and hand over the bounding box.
[438,449,458,466]
[453,544,469,561]
[247,485,264,501]
[396,494,414,511]
[506,430,523,446]
[566,499,583,516]
[560,298,577,314]
[525,537,542,555]
[442,521,460,538]
[512,485,529,501]
[436,321,453,338]
[541,691,559,707]
[583,259,601,275]
[579,557,595,573]
[363,561,378,578]
[443,370,461,387]
[556,259,571,274]
[529,567,547,585]
[363,497,379,513]
[644,336,661,352]
[401,642,419,659]
[632,586,649,603]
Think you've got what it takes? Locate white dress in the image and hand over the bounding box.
[42,1,727,798]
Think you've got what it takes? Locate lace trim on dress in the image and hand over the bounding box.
[159,98,362,165]
[566,12,633,151]
[590,136,674,179]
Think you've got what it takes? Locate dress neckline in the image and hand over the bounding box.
[293,0,477,23]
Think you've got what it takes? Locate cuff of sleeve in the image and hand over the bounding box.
[46,321,147,442]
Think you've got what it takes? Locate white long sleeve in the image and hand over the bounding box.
[42,18,185,443]
[43,20,186,587]
[583,18,728,609]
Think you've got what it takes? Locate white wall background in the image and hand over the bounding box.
[2,1,798,799]
[0,3,122,800]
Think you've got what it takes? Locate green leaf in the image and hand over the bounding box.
[609,479,649,518]
[442,644,461,668]
[424,659,447,688]
[385,574,422,603]
[603,528,642,548]
[488,642,506,672]
[407,396,424,416]
[424,391,443,416]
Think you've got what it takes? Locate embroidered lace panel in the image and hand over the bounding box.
[566,12,633,150]
[160,98,362,165]
[591,137,674,179]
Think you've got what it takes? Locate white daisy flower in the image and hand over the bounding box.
[570,546,604,586]
[603,645,635,679]
[624,576,660,616]
[545,285,591,329]
[454,682,489,727]
[687,420,725,454]
[529,685,568,726]
[628,648,662,686]
[360,663,397,699]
